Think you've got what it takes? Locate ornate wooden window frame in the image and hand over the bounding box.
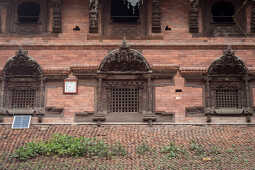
[94,39,155,122]
[1,49,45,115]
[205,46,252,116]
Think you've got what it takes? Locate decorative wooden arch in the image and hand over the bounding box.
[98,40,151,73]
[208,46,247,76]
[3,48,43,77]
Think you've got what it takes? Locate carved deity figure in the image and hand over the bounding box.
[89,0,98,31]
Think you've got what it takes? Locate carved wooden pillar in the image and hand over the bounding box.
[51,0,62,33]
[189,0,199,33]
[251,2,255,33]
[93,76,106,122]
[40,77,45,109]
[143,74,156,123]
[0,77,5,108]
[147,75,153,113]
[245,76,250,107]
[97,77,103,112]
[152,0,161,33]
[89,0,99,33]
[206,77,211,108]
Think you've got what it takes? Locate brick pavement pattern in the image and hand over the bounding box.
[0,125,255,169]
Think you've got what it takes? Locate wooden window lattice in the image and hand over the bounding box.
[215,89,239,108]
[11,89,36,108]
[110,88,139,112]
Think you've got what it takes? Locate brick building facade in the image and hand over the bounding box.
[0,0,254,124]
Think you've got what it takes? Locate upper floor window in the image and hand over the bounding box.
[18,2,40,24]
[211,1,235,24]
[111,0,139,23]
[7,0,49,34]
[201,0,245,37]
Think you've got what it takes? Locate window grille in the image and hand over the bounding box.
[11,89,36,108]
[110,88,139,112]
[215,89,239,108]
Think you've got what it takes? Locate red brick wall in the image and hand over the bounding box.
[0,0,254,124]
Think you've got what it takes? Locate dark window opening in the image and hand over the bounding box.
[215,88,239,108]
[18,2,40,23]
[11,88,36,108]
[111,0,139,23]
[110,88,139,112]
[211,1,235,24]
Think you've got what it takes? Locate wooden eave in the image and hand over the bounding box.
[181,66,255,80]
[43,68,69,80]
[180,67,207,80]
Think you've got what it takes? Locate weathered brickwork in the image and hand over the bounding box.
[0,0,254,124]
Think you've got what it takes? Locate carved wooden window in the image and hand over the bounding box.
[111,0,139,23]
[109,87,139,112]
[201,0,246,37]
[206,47,250,114]
[97,41,153,118]
[18,2,40,24]
[211,1,235,24]
[7,0,48,34]
[1,49,45,113]
[215,88,239,108]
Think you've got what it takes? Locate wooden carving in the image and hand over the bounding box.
[189,0,199,33]
[89,0,98,33]
[104,81,144,88]
[98,39,151,72]
[3,48,42,76]
[152,0,161,33]
[251,2,255,33]
[208,46,247,75]
[51,0,62,33]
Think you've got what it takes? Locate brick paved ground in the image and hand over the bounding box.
[0,125,255,169]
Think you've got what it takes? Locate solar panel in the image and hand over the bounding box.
[12,115,31,129]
